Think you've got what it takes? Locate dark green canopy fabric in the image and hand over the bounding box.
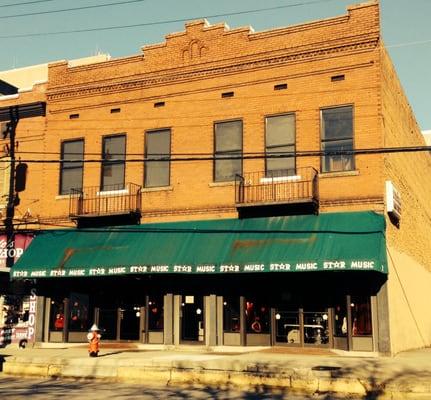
[11,211,387,279]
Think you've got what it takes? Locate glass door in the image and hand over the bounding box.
[303,310,330,346]
[98,308,117,340]
[180,295,204,343]
[274,311,301,345]
[119,306,141,341]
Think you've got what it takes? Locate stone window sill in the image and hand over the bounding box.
[318,170,359,179]
[208,181,236,187]
[141,186,173,193]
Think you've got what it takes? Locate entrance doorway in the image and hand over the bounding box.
[180,295,204,343]
[274,308,330,347]
[120,307,141,341]
[96,306,143,341]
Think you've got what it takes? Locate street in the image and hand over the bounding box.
[0,376,359,399]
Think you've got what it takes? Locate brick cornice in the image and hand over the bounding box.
[47,35,379,102]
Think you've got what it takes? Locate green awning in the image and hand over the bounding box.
[12,211,387,279]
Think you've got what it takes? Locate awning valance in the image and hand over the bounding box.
[12,211,387,279]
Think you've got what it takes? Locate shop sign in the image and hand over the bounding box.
[11,259,385,278]
[0,288,37,347]
[386,180,401,221]
[0,234,33,269]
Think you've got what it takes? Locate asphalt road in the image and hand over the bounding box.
[0,376,360,399]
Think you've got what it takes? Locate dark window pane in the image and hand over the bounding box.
[245,300,270,334]
[214,121,242,182]
[68,293,89,333]
[215,121,242,152]
[351,296,372,336]
[322,140,354,172]
[102,135,125,190]
[102,163,125,189]
[266,144,295,176]
[145,130,170,188]
[148,295,164,331]
[103,136,125,160]
[322,106,353,140]
[334,300,348,337]
[215,154,241,182]
[223,297,240,333]
[60,140,84,195]
[266,115,295,176]
[61,168,84,194]
[145,161,170,187]
[63,141,84,163]
[321,106,354,173]
[266,114,295,146]
[50,298,65,331]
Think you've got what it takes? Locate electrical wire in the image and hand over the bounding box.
[0,0,147,19]
[1,145,431,163]
[0,0,58,8]
[0,0,338,38]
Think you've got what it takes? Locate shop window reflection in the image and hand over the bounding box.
[50,298,65,331]
[303,312,329,345]
[275,311,300,343]
[334,303,347,337]
[223,297,240,333]
[68,293,89,332]
[351,296,372,336]
[245,300,270,334]
[148,296,163,331]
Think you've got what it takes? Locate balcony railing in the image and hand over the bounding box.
[235,167,319,207]
[69,182,142,219]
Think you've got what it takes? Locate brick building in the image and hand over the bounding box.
[5,1,431,354]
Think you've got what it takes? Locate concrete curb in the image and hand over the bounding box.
[4,358,431,398]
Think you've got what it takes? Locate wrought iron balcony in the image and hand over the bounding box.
[69,183,142,219]
[235,167,319,208]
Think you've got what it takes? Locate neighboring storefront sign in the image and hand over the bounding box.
[11,259,385,279]
[0,233,33,269]
[0,288,37,347]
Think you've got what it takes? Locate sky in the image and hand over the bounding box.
[0,0,430,129]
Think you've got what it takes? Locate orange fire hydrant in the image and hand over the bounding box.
[87,324,101,357]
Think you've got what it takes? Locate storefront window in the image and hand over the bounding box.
[334,302,348,337]
[148,296,163,331]
[351,296,372,336]
[303,311,329,345]
[223,296,240,333]
[68,293,89,332]
[49,298,65,331]
[275,311,300,343]
[245,300,270,334]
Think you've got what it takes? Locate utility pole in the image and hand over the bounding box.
[5,106,18,270]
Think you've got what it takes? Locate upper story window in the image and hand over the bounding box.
[60,139,84,195]
[101,134,126,191]
[265,114,296,177]
[145,129,171,188]
[214,120,242,182]
[321,106,354,173]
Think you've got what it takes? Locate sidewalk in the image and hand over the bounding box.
[1,344,431,398]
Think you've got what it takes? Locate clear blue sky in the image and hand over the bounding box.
[0,0,430,129]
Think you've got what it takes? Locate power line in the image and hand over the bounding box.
[386,38,431,49]
[0,0,337,38]
[2,145,431,163]
[0,0,57,8]
[0,0,147,19]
